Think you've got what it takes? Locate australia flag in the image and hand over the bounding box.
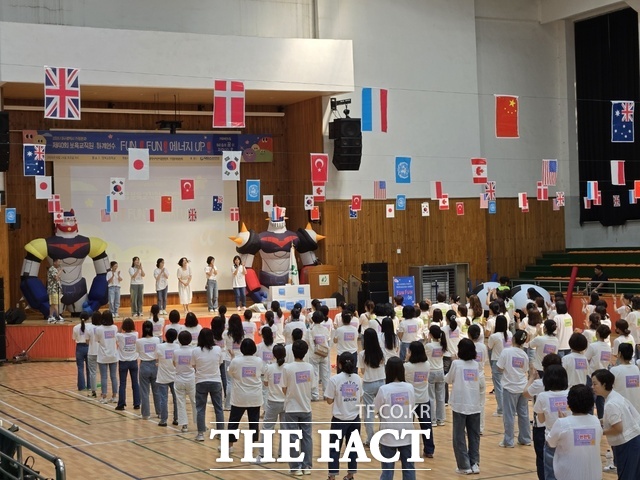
[212,195,223,212]
[612,101,634,143]
[23,144,45,176]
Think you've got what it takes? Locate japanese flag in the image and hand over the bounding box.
[386,204,395,218]
[128,148,149,180]
[35,176,51,199]
[263,195,274,212]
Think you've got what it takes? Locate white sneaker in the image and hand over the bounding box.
[253,455,262,464]
[290,471,302,477]
[456,468,473,475]
[471,464,480,474]
[302,469,311,475]
[498,441,514,448]
[217,446,235,453]
[195,433,204,441]
[47,317,56,323]
[56,318,65,324]
[181,425,188,433]
[603,464,617,472]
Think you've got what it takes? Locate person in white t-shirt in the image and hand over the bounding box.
[379,317,400,363]
[325,352,363,480]
[359,328,386,445]
[257,344,287,462]
[231,255,247,310]
[184,312,202,347]
[425,324,447,426]
[115,317,140,411]
[546,384,602,480]
[86,311,101,397]
[592,369,640,479]
[359,300,376,343]
[224,314,245,410]
[156,328,179,427]
[333,312,359,372]
[532,364,569,480]
[136,320,161,420]
[129,256,145,317]
[164,310,183,339]
[191,327,224,442]
[613,319,636,360]
[282,340,314,475]
[561,333,589,388]
[153,258,169,315]
[270,301,286,345]
[284,308,306,345]
[496,329,531,448]
[611,343,640,414]
[204,256,218,313]
[397,305,423,361]
[227,338,266,450]
[405,341,434,458]
[468,324,488,435]
[529,319,559,376]
[106,261,123,317]
[584,324,611,419]
[488,315,512,416]
[445,338,482,475]
[373,357,416,480]
[626,296,640,359]
[172,330,197,433]
[553,300,573,356]
[149,304,166,340]
[72,312,91,392]
[307,311,331,401]
[242,309,258,340]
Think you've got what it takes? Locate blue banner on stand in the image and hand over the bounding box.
[393,276,415,306]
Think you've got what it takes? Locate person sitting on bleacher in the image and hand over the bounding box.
[582,265,609,294]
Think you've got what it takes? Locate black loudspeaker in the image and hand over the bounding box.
[330,118,362,171]
[362,271,388,283]
[361,262,388,274]
[367,291,390,304]
[0,112,8,172]
[0,312,6,362]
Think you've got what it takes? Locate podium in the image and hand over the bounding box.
[303,265,339,299]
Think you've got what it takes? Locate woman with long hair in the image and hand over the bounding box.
[359,328,385,446]
[488,315,512,416]
[379,317,399,362]
[177,257,192,314]
[136,320,161,420]
[224,313,245,410]
[425,324,448,426]
[115,317,140,411]
[405,341,434,458]
[192,328,224,441]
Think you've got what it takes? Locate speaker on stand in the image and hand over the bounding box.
[329,118,362,171]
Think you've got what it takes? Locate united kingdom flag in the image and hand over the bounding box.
[44,66,81,120]
[485,181,496,200]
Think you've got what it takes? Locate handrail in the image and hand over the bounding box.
[0,424,66,480]
[510,278,631,295]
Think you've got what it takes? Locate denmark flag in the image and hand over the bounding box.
[310,153,329,183]
[536,181,548,201]
[213,80,245,128]
[471,158,488,184]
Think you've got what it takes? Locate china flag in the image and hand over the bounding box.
[495,95,519,138]
[161,196,172,212]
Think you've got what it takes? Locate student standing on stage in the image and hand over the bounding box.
[282,340,314,476]
[72,312,91,392]
[445,338,482,475]
[227,339,266,450]
[137,320,161,420]
[96,311,118,404]
[192,328,224,441]
[115,317,140,411]
[156,328,179,427]
[106,261,122,318]
[325,351,363,480]
[231,255,247,311]
[405,341,434,458]
[153,258,169,315]
[177,257,192,314]
[374,357,416,480]
[173,330,197,432]
[205,256,218,313]
[129,257,145,318]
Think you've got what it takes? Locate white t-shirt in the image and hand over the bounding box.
[191,345,223,383]
[153,267,169,291]
[256,342,275,364]
[136,336,160,361]
[86,324,98,356]
[612,334,635,356]
[151,317,166,338]
[284,320,307,344]
[488,331,513,361]
[378,332,399,362]
[533,390,570,432]
[442,324,462,357]
[106,270,121,287]
[529,335,559,371]
[333,325,359,354]
[164,323,184,338]
[116,331,139,362]
[610,363,640,414]
[205,265,218,280]
[231,264,247,288]
[156,342,178,384]
[445,359,482,415]
[359,313,374,332]
[72,323,90,344]
[424,341,445,371]
[485,316,496,336]
[265,363,286,402]
[603,389,640,446]
[129,266,144,285]
[397,318,423,343]
[358,350,385,383]
[242,320,257,339]
[374,382,416,447]
[325,372,363,420]
[306,324,331,360]
[561,352,589,388]
[184,325,202,346]
[228,355,266,407]
[496,347,529,394]
[585,341,611,373]
[554,313,574,350]
[546,414,602,480]
[474,341,488,373]
[173,345,195,384]
[282,361,313,413]
[225,334,244,359]
[404,361,430,404]
[627,311,640,344]
[96,325,118,364]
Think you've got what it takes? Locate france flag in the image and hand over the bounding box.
[586,181,598,201]
[362,87,388,132]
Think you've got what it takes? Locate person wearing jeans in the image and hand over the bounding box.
[192,328,224,441]
[129,256,145,317]
[106,261,122,317]
[156,328,179,426]
[231,256,246,310]
[359,328,386,444]
[488,316,513,416]
[72,312,91,391]
[137,321,161,420]
[205,256,218,312]
[96,311,118,403]
[153,258,169,314]
[115,318,141,410]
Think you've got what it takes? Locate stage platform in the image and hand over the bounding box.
[4,304,341,361]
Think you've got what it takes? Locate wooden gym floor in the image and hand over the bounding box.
[0,351,612,479]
